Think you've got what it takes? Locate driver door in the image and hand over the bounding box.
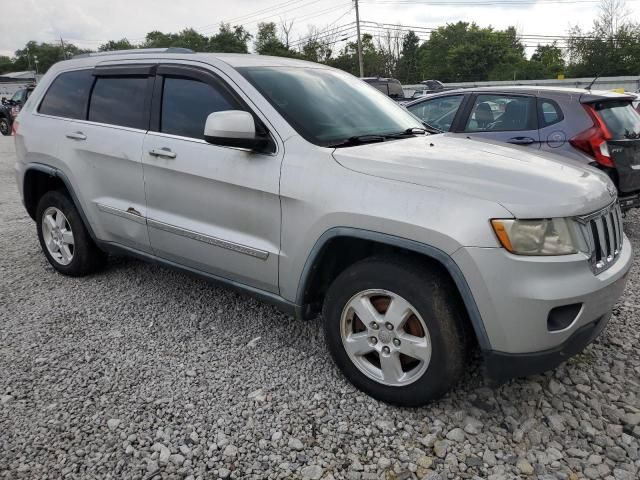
[142,64,282,293]
[406,94,466,132]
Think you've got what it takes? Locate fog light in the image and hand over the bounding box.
[547,303,582,332]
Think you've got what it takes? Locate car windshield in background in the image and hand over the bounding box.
[238,67,423,147]
[595,100,640,139]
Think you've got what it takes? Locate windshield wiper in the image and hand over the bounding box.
[327,135,386,148]
[328,128,427,148]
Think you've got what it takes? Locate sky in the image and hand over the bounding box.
[0,0,637,58]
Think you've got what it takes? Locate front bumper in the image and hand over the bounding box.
[484,312,610,383]
[619,192,640,211]
[453,236,632,377]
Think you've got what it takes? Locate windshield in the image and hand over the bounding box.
[595,100,640,139]
[238,67,423,147]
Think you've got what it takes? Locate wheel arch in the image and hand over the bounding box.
[296,227,491,350]
[23,163,98,242]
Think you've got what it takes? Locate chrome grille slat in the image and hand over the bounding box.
[577,202,624,275]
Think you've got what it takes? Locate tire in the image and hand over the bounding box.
[323,255,466,406]
[0,117,10,136]
[36,190,106,276]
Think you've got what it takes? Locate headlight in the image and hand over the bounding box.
[490,218,579,255]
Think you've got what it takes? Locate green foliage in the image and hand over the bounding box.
[99,39,136,51]
[567,0,640,77]
[3,1,638,84]
[254,22,297,57]
[327,34,387,77]
[417,22,527,82]
[0,56,13,75]
[395,31,420,83]
[210,24,252,53]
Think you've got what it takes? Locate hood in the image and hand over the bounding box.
[332,134,615,218]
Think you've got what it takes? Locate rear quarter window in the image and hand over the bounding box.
[38,70,94,119]
[538,98,564,128]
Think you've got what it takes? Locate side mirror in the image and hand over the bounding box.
[204,110,268,151]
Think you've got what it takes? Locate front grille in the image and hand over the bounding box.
[577,202,624,275]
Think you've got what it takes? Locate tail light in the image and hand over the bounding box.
[569,104,614,167]
[11,120,18,136]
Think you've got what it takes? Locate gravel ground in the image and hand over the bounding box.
[1,134,640,480]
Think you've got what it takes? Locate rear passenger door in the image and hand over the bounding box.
[142,64,282,293]
[537,97,568,154]
[39,66,153,252]
[455,93,540,149]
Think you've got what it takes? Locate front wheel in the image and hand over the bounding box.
[0,117,10,136]
[323,256,466,406]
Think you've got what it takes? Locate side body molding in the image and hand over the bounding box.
[296,227,492,350]
[23,162,99,243]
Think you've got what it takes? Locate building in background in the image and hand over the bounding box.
[0,71,40,99]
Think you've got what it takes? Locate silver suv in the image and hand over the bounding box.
[14,49,633,406]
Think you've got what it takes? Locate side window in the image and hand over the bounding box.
[538,98,564,128]
[39,70,94,119]
[407,95,463,132]
[160,77,236,139]
[89,76,149,129]
[465,94,535,132]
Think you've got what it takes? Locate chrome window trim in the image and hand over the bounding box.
[32,112,149,135]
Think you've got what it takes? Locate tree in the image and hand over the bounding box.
[417,22,527,82]
[395,31,421,83]
[529,43,565,78]
[0,56,13,74]
[254,22,297,57]
[328,34,386,77]
[99,39,135,51]
[567,0,640,77]
[12,41,88,73]
[142,28,209,51]
[299,26,335,63]
[210,24,251,53]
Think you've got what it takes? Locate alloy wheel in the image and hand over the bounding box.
[340,289,432,386]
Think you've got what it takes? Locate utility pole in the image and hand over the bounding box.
[354,0,364,77]
[60,37,67,60]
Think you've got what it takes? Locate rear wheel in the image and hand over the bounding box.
[323,256,466,406]
[36,190,106,276]
[0,117,10,136]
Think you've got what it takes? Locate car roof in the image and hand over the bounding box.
[58,50,334,72]
[405,85,635,106]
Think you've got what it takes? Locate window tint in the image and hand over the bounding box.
[89,76,149,129]
[161,77,236,139]
[39,70,94,119]
[465,94,535,132]
[538,99,563,127]
[408,95,463,132]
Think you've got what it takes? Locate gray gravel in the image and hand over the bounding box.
[1,134,640,480]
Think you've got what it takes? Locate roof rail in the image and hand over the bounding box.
[73,47,194,59]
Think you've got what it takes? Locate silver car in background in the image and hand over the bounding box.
[406,87,640,210]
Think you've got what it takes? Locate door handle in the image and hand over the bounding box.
[65,131,86,141]
[507,136,536,145]
[149,148,177,159]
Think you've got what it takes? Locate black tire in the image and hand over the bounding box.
[0,117,10,136]
[36,190,106,276]
[323,255,466,406]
